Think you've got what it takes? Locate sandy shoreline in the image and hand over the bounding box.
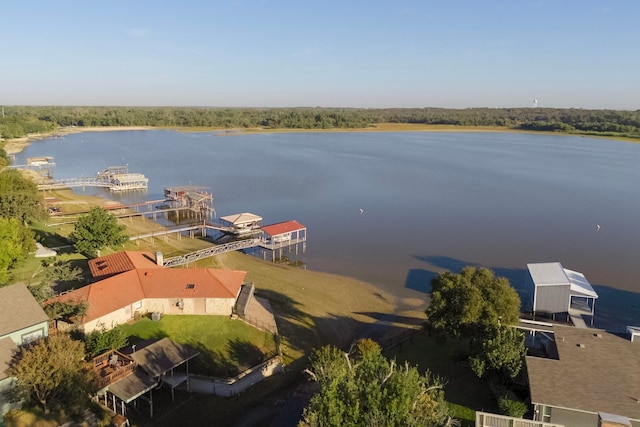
[2,126,155,155]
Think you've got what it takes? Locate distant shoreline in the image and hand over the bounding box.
[3,123,636,156]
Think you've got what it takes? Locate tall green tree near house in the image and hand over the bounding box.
[69,207,128,258]
[6,333,97,415]
[0,168,45,222]
[425,267,526,381]
[299,339,453,427]
[469,325,526,380]
[0,217,35,285]
[425,266,521,339]
[28,260,83,302]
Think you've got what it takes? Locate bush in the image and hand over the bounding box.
[497,392,528,418]
[490,381,528,418]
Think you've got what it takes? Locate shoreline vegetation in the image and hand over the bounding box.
[2,105,640,155]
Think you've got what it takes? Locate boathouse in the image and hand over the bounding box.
[527,262,598,327]
[253,220,307,263]
[220,212,262,235]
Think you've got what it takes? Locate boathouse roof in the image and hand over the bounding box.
[261,220,306,236]
[528,262,598,298]
[220,212,262,225]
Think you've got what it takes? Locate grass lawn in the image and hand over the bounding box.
[385,332,497,427]
[118,315,277,377]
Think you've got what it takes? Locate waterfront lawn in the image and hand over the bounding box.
[385,332,497,427]
[118,314,277,378]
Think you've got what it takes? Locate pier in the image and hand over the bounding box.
[126,220,307,267]
[37,165,149,191]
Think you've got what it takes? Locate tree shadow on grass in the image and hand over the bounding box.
[33,229,71,249]
[188,343,239,378]
[226,338,267,369]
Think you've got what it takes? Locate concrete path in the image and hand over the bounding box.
[242,296,278,334]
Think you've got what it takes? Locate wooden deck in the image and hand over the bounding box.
[93,350,137,390]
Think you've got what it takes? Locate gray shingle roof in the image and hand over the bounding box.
[0,284,48,337]
[526,325,640,420]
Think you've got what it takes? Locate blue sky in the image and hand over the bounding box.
[2,1,639,109]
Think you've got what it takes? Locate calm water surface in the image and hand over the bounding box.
[16,131,640,329]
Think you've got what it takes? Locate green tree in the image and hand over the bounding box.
[43,300,88,328]
[469,325,526,379]
[0,168,45,222]
[300,339,453,427]
[28,261,83,302]
[0,217,35,285]
[425,266,521,339]
[425,267,526,382]
[69,207,128,258]
[85,326,129,358]
[6,333,97,415]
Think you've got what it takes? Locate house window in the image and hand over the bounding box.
[133,301,142,309]
[542,405,552,422]
[21,328,44,344]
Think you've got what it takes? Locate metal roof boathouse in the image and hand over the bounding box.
[528,262,598,327]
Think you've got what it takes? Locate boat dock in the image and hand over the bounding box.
[37,165,149,191]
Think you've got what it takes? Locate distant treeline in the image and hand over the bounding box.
[1,106,639,139]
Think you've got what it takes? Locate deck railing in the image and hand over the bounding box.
[476,412,564,427]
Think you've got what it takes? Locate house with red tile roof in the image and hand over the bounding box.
[47,251,246,333]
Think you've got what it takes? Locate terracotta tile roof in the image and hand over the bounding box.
[138,269,245,299]
[261,220,306,236]
[526,325,640,420]
[89,251,160,279]
[48,252,246,324]
[0,283,49,337]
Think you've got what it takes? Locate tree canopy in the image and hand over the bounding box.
[69,207,128,258]
[425,266,521,338]
[425,267,526,381]
[300,339,452,427]
[469,325,526,380]
[6,333,97,415]
[28,260,83,302]
[0,168,45,222]
[2,105,640,139]
[0,217,35,285]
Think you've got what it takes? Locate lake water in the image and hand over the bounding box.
[15,130,640,330]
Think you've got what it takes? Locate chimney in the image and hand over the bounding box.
[155,251,163,266]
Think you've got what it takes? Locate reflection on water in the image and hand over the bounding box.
[16,130,640,329]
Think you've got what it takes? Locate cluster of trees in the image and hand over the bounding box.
[300,339,453,427]
[302,267,529,424]
[425,266,528,417]
[0,168,43,284]
[2,105,640,139]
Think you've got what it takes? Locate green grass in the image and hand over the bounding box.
[385,332,497,426]
[118,315,277,377]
